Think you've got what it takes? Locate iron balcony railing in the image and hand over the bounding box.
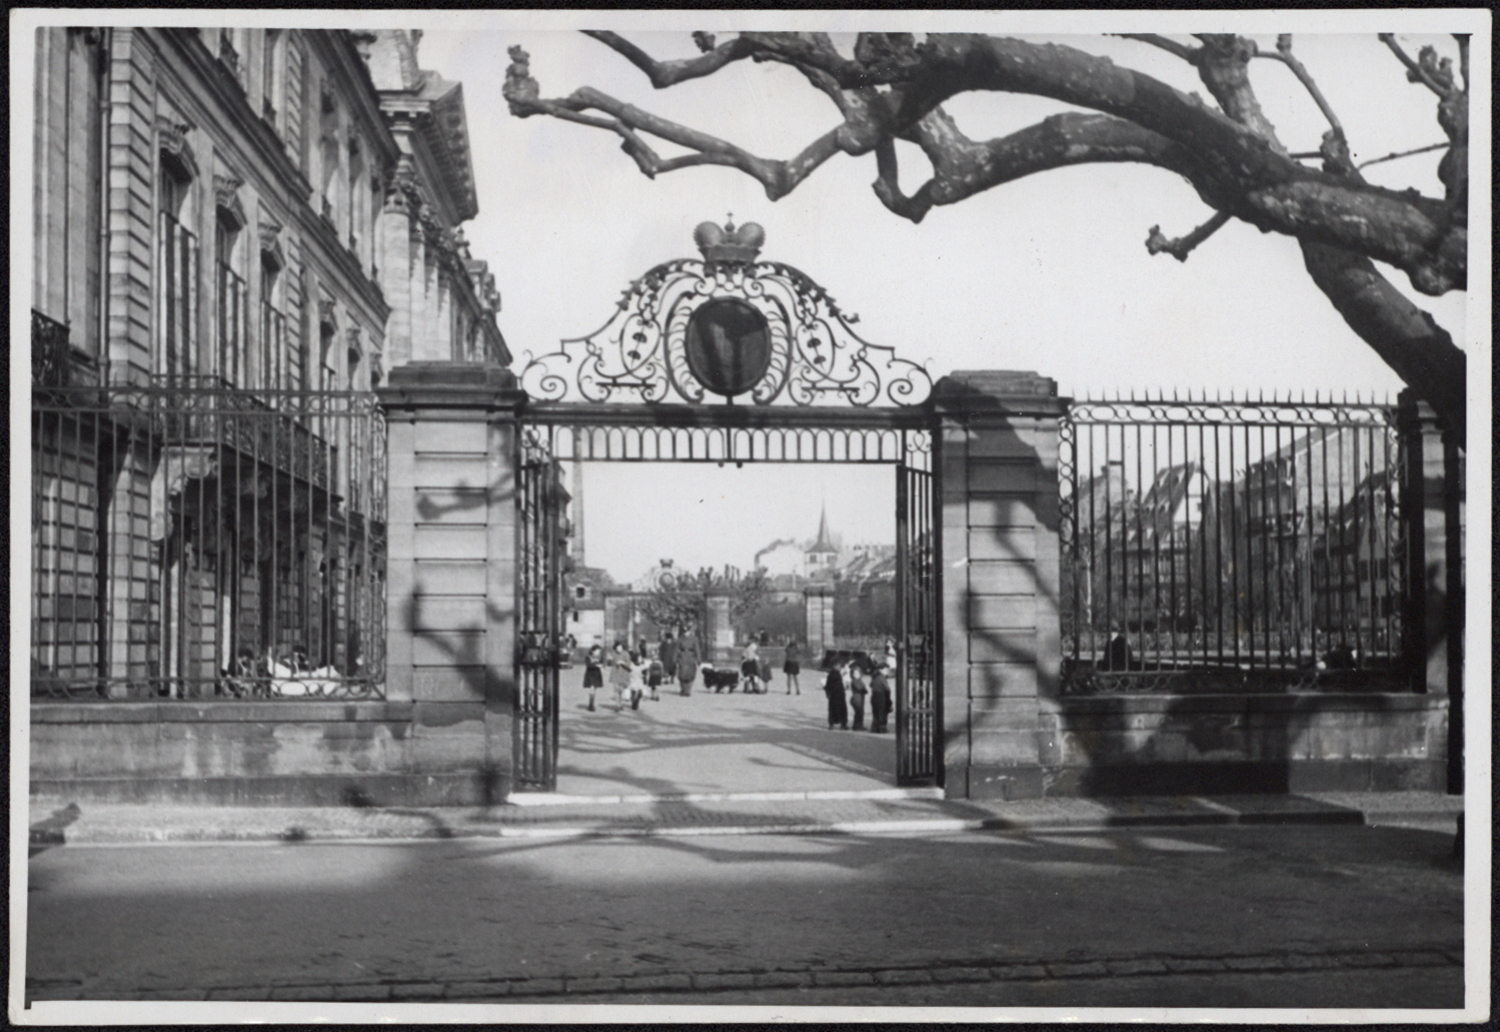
[31,383,387,701]
[31,309,100,390]
[1059,393,1409,694]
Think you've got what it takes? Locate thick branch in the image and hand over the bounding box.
[1115,33,1200,63]
[1301,242,1465,443]
[509,36,1467,293]
[1146,211,1231,261]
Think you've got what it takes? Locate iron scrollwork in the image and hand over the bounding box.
[520,221,933,408]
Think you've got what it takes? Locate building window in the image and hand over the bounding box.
[215,208,247,388]
[261,30,281,127]
[157,169,200,383]
[347,136,365,257]
[259,254,288,392]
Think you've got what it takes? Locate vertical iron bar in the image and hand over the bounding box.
[1272,421,1286,666]
[1134,420,1143,667]
[1236,420,1248,669]
[1166,419,1176,667]
[1356,426,1368,660]
[1211,420,1222,664]
[1336,423,1349,656]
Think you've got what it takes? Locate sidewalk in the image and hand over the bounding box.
[29,789,1463,847]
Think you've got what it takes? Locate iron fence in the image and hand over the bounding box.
[31,382,386,700]
[1059,393,1409,693]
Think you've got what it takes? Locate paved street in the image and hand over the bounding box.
[552,664,897,797]
[25,819,1462,1012]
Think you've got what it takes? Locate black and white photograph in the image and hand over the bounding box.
[11,8,1489,1023]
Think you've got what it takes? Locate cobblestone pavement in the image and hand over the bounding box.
[27,945,1462,1004]
[23,821,1465,1012]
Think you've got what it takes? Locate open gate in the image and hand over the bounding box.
[896,461,941,784]
[514,429,565,791]
[511,218,947,793]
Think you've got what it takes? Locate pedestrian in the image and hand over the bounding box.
[868,663,892,733]
[609,641,631,711]
[647,648,664,701]
[823,660,849,730]
[659,632,677,682]
[627,651,647,710]
[740,637,761,694]
[583,642,604,711]
[675,633,700,696]
[783,638,802,695]
[848,660,868,730]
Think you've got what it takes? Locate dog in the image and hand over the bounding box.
[701,664,740,693]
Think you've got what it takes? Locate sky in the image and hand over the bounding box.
[405,15,1483,580]
[9,11,1487,586]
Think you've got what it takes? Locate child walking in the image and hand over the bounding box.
[583,643,604,711]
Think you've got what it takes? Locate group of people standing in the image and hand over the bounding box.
[581,632,895,736]
[821,648,895,733]
[582,632,704,712]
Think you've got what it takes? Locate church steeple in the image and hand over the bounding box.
[809,504,836,555]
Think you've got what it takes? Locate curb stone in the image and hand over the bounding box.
[31,795,1449,846]
[29,948,1459,1004]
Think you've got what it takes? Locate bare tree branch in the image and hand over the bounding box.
[1357,141,1449,170]
[507,32,1469,435]
[581,30,760,88]
[1115,33,1200,63]
[1378,33,1450,96]
[1258,35,1345,138]
[1146,211,1232,261]
[872,138,933,222]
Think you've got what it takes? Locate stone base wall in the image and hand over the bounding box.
[30,702,503,806]
[967,693,1447,799]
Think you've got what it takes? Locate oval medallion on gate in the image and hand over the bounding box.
[684,298,771,398]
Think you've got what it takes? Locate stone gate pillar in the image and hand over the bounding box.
[1397,390,1462,793]
[935,372,1066,800]
[378,363,523,802]
[804,584,834,661]
[705,592,734,663]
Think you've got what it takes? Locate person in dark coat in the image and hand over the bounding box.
[675,634,701,696]
[823,662,849,730]
[868,664,892,733]
[659,633,678,682]
[782,639,802,695]
[847,661,868,731]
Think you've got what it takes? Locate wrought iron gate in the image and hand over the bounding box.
[895,461,941,784]
[514,429,565,790]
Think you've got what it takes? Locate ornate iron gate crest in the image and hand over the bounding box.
[520,221,933,408]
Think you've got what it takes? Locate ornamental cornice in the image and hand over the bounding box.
[156,116,199,182]
[213,173,247,229]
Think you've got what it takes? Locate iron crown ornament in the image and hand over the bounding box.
[520,221,933,407]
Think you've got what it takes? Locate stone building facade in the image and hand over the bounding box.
[30,26,507,801]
